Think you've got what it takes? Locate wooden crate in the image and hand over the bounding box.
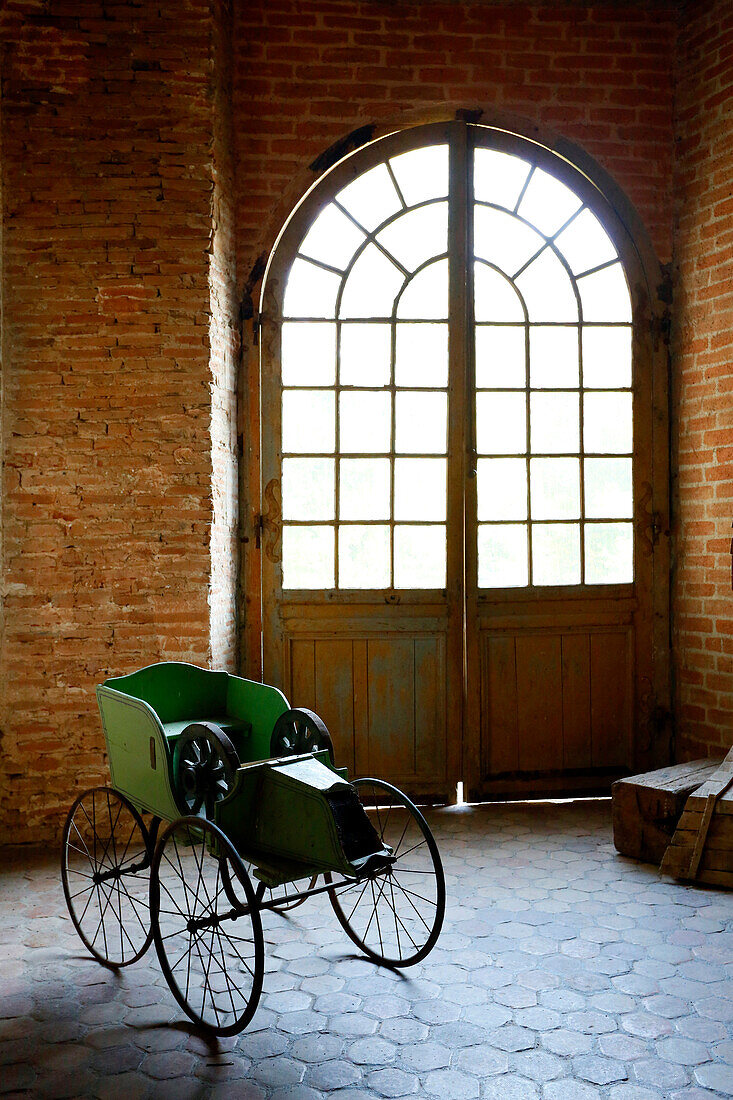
[660,750,733,888]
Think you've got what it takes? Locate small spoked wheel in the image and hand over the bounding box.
[61,786,153,967]
[328,778,445,967]
[173,722,240,819]
[151,817,264,1035]
[270,707,335,764]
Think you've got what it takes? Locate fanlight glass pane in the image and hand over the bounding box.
[299,203,365,270]
[475,325,526,388]
[518,167,583,236]
[474,149,531,211]
[477,458,528,521]
[582,326,632,388]
[282,322,336,386]
[515,250,578,322]
[584,458,633,519]
[338,525,390,588]
[339,244,405,319]
[397,259,449,319]
[577,262,631,322]
[474,263,525,322]
[530,393,580,454]
[396,392,447,454]
[377,202,448,271]
[529,326,579,389]
[282,391,335,454]
[474,206,544,277]
[476,392,527,454]
[282,525,334,589]
[530,458,580,519]
[390,144,449,205]
[340,391,391,453]
[585,522,633,584]
[336,163,402,231]
[394,525,446,588]
[554,208,617,276]
[584,392,633,453]
[394,458,446,521]
[478,524,529,588]
[340,323,391,386]
[532,523,581,585]
[283,258,340,318]
[395,323,449,387]
[282,458,334,520]
[339,458,391,520]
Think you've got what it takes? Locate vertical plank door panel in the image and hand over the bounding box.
[483,635,519,776]
[289,639,316,710]
[590,632,631,769]
[561,634,591,770]
[367,638,415,777]
[516,635,563,773]
[414,638,446,778]
[314,639,356,775]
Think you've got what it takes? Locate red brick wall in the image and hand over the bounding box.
[672,0,733,759]
[0,0,237,843]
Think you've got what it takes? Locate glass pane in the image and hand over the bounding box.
[282,322,336,386]
[584,458,633,519]
[532,523,581,585]
[478,524,529,587]
[554,208,617,275]
[340,391,391,453]
[584,392,633,453]
[530,458,580,519]
[282,525,334,589]
[340,323,391,386]
[577,262,631,322]
[395,392,447,455]
[390,145,449,205]
[394,458,446,521]
[474,149,531,210]
[283,258,340,318]
[477,458,528,521]
[397,259,448,319]
[529,326,579,389]
[282,458,334,521]
[394,525,446,588]
[299,203,365,270]
[282,390,335,453]
[339,458,391,520]
[585,522,634,584]
[474,206,544,277]
[583,326,632,388]
[475,325,525,388]
[518,167,583,236]
[339,244,405,319]
[336,163,402,231]
[515,250,578,322]
[377,203,448,271]
[338,525,390,588]
[476,393,527,455]
[474,263,524,322]
[396,323,448,387]
[530,393,579,454]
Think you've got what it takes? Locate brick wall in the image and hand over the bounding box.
[0,0,237,844]
[672,0,733,759]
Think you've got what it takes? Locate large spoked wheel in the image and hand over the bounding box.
[61,786,153,967]
[173,722,240,819]
[270,707,335,764]
[151,817,264,1036]
[328,778,445,967]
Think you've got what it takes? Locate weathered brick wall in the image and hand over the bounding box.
[672,0,733,758]
[0,0,237,844]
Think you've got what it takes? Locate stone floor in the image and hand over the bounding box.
[1,799,733,1100]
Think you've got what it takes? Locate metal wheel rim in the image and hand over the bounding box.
[173,724,239,819]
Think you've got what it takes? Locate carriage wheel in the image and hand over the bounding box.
[61,787,153,967]
[151,817,264,1036]
[328,778,445,967]
[270,708,335,764]
[172,722,240,819]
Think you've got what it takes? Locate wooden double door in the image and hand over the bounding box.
[253,122,670,802]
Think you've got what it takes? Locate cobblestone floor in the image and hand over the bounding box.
[1,799,732,1099]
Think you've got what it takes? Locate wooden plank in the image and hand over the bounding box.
[366,637,415,778]
[590,632,630,769]
[483,635,518,775]
[314,639,356,776]
[516,635,563,773]
[352,640,369,778]
[413,638,446,780]
[561,634,591,770]
[289,639,315,709]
